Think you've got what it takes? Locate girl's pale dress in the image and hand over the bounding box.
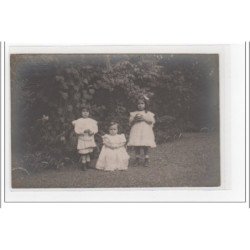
[72,118,98,154]
[127,111,156,148]
[96,134,129,171]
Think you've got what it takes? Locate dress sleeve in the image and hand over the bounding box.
[102,134,110,144]
[119,134,127,143]
[91,120,98,134]
[129,112,136,125]
[73,120,84,134]
[144,112,155,125]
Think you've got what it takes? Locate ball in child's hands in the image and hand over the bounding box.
[135,114,143,121]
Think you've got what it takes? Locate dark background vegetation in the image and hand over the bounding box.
[11,54,220,171]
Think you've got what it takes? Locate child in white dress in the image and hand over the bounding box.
[127,98,156,167]
[96,122,129,171]
[72,106,98,171]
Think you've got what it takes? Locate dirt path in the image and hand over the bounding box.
[12,132,220,188]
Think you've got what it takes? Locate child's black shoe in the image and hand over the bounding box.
[86,161,91,169]
[134,157,140,167]
[81,163,87,171]
[144,158,149,167]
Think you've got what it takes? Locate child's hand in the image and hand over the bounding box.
[88,130,94,136]
[84,129,94,135]
[104,144,115,149]
[145,120,152,125]
[134,114,143,122]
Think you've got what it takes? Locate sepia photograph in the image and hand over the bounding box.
[9,48,221,189]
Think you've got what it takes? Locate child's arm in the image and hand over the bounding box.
[102,136,115,149]
[72,120,83,135]
[111,141,126,149]
[129,112,142,126]
[111,134,127,149]
[88,120,98,136]
[142,112,155,125]
[129,113,135,126]
[143,118,153,125]
[102,135,126,149]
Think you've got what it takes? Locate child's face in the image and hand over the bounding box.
[109,125,118,135]
[82,110,89,118]
[138,101,145,111]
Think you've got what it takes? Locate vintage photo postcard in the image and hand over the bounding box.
[4,45,246,202]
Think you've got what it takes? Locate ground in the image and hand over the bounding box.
[12,132,220,188]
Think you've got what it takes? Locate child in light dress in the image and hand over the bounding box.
[127,98,156,167]
[72,106,98,171]
[96,122,129,171]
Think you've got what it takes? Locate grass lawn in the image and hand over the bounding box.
[12,132,220,188]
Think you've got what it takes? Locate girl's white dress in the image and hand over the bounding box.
[72,118,98,154]
[96,134,129,171]
[127,111,156,148]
